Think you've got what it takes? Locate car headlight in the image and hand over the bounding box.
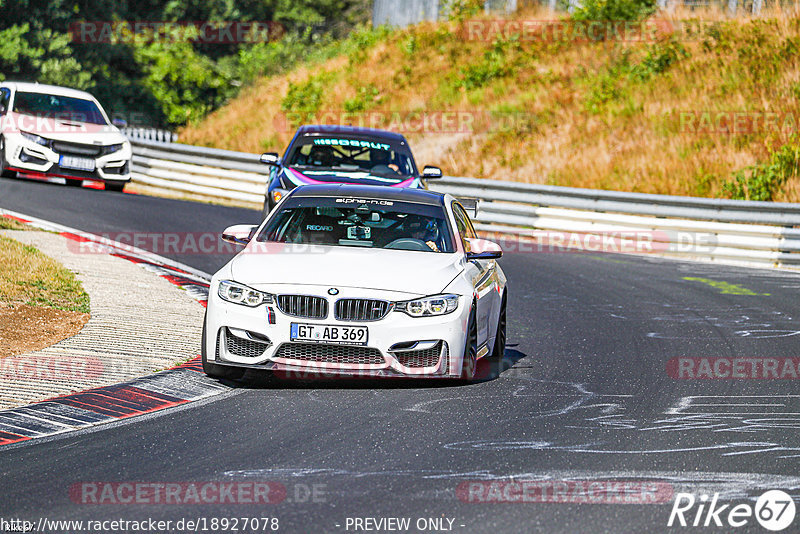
[217,280,273,307]
[21,131,49,147]
[395,294,459,317]
[101,143,124,156]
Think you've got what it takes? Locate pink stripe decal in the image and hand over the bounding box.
[285,167,417,188]
[285,167,325,185]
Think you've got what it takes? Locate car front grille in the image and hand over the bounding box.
[224,329,270,358]
[52,141,102,158]
[393,342,445,368]
[276,295,328,319]
[334,299,391,322]
[274,343,384,365]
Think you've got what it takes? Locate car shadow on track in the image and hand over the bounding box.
[217,347,528,390]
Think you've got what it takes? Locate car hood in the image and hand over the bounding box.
[3,113,125,144]
[281,166,420,188]
[230,244,462,297]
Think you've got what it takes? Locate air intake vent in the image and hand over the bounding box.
[276,295,328,319]
[225,329,270,358]
[275,343,384,365]
[393,342,444,368]
[335,299,391,322]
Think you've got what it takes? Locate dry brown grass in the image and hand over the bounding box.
[181,8,800,199]
[0,235,90,313]
[0,216,28,231]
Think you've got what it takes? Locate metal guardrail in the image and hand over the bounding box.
[123,128,179,144]
[126,137,800,269]
[129,138,265,204]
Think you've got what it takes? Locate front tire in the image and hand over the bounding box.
[201,315,245,380]
[460,304,478,382]
[0,137,17,178]
[490,292,507,360]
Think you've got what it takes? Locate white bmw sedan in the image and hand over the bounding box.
[203,184,507,381]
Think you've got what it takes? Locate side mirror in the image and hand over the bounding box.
[112,118,128,128]
[222,224,258,246]
[422,165,443,179]
[260,152,280,166]
[465,238,502,260]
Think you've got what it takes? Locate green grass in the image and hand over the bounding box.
[0,236,90,313]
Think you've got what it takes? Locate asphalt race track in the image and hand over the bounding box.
[2,177,800,533]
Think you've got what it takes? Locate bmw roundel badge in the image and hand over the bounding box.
[328,288,339,295]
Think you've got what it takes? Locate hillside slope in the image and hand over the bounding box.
[180,11,800,202]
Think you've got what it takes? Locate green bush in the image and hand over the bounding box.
[629,39,689,82]
[571,0,657,24]
[343,84,381,112]
[281,72,335,114]
[132,28,233,126]
[723,143,800,201]
[457,37,518,90]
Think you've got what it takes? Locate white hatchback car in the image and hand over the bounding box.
[203,184,508,381]
[0,82,131,191]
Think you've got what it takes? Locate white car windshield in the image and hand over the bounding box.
[258,196,454,253]
[12,92,108,125]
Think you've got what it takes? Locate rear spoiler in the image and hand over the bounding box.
[457,197,479,218]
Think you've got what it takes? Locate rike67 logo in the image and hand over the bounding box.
[668,490,796,531]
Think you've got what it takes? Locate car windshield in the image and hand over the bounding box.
[285,136,416,177]
[12,91,108,125]
[258,196,454,253]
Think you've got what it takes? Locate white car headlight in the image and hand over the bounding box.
[100,143,124,156]
[395,294,459,317]
[21,131,49,147]
[218,280,273,307]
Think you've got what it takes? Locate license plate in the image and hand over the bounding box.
[59,155,95,172]
[290,323,368,346]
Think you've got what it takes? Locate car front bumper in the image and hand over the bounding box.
[3,133,131,183]
[204,284,471,379]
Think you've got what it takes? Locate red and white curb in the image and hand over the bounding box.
[0,358,227,446]
[0,210,230,447]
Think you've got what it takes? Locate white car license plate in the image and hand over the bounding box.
[290,323,368,346]
[59,155,96,172]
